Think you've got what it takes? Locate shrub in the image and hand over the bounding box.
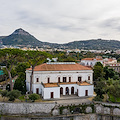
[93,95,103,101]
[0,90,8,101]
[28,93,40,102]
[7,90,21,101]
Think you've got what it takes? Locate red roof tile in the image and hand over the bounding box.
[27,63,92,71]
[81,58,103,61]
[43,83,58,88]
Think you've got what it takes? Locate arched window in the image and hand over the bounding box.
[69,77,71,82]
[63,77,66,82]
[58,77,60,83]
[71,87,74,94]
[88,76,90,80]
[78,76,82,82]
[36,78,39,82]
[48,77,50,83]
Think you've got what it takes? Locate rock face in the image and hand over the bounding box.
[104,107,110,114]
[86,107,92,113]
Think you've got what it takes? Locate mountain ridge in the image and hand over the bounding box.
[1,28,120,50]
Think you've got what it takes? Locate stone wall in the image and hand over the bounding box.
[52,102,120,118]
[0,102,55,115]
[1,101,120,118]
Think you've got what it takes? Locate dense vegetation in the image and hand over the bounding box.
[93,62,120,102]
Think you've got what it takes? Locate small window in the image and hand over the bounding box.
[36,78,39,82]
[48,77,50,83]
[88,76,90,80]
[58,77,60,83]
[69,77,71,82]
[78,77,82,82]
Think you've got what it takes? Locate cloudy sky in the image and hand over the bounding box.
[1,0,120,43]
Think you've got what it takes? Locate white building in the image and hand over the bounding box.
[81,58,103,67]
[26,62,94,99]
[103,58,117,67]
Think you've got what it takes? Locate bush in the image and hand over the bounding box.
[7,90,21,101]
[29,93,40,102]
[93,95,103,101]
[0,90,8,101]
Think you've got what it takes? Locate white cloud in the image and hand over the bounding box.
[1,0,120,43]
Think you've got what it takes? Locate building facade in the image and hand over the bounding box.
[81,58,103,67]
[26,62,94,99]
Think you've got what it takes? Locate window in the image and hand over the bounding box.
[63,77,66,82]
[58,77,60,83]
[36,78,39,82]
[48,77,50,83]
[88,76,90,80]
[78,77,82,82]
[69,77,71,82]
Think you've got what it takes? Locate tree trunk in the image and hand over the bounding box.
[30,67,34,94]
[6,68,13,91]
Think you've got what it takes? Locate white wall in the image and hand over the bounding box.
[81,60,103,67]
[43,87,60,99]
[59,84,77,95]
[78,85,94,97]
[26,69,93,97]
[26,70,93,84]
[32,84,42,94]
[26,82,30,92]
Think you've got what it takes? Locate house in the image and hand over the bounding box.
[103,58,117,67]
[107,63,120,73]
[26,62,94,99]
[81,58,103,67]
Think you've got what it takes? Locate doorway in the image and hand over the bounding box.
[71,87,74,94]
[85,90,88,96]
[36,88,39,94]
[66,87,69,95]
[51,92,54,98]
[60,87,63,94]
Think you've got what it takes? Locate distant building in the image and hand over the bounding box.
[26,62,94,99]
[81,58,103,67]
[103,58,117,67]
[107,63,120,73]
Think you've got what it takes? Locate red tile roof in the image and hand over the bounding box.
[77,81,91,86]
[43,83,58,88]
[81,58,103,61]
[27,63,92,71]
[43,82,92,88]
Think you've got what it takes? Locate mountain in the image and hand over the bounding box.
[1,28,44,46]
[64,39,120,50]
[1,28,120,50]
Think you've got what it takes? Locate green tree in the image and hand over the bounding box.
[93,62,104,81]
[15,62,30,74]
[108,81,120,102]
[25,50,48,94]
[28,93,40,102]
[0,49,23,91]
[7,90,21,101]
[14,72,26,94]
[94,81,106,98]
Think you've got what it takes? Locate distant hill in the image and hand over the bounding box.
[2,28,44,46]
[64,39,120,50]
[1,28,120,50]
